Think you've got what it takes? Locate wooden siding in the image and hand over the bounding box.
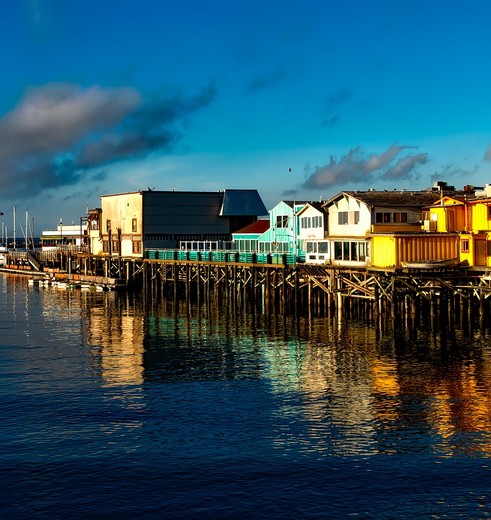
[470,202,491,233]
[370,236,397,268]
[371,234,459,269]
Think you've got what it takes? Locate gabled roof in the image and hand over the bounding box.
[297,201,324,215]
[425,195,467,208]
[233,219,270,235]
[219,189,268,216]
[323,190,441,208]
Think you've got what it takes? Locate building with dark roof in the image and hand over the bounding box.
[90,189,268,257]
[323,190,442,236]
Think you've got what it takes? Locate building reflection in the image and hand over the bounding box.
[263,316,491,458]
[83,293,145,387]
[22,276,491,458]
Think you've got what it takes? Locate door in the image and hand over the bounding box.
[475,238,486,266]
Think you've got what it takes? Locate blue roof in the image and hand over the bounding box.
[219,189,268,216]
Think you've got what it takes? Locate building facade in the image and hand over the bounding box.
[90,189,268,257]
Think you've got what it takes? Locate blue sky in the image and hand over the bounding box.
[2,0,491,232]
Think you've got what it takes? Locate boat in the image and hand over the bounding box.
[401,258,459,270]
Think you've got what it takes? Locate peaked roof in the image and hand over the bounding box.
[323,190,441,208]
[297,201,324,215]
[233,219,270,234]
[282,200,309,209]
[219,189,268,216]
[425,195,467,207]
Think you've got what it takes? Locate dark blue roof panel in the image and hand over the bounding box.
[220,189,268,216]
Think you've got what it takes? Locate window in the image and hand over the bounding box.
[349,211,360,225]
[338,211,348,225]
[351,242,357,260]
[106,219,111,232]
[394,212,408,223]
[276,215,288,228]
[339,211,358,225]
[132,240,141,254]
[461,240,469,253]
[488,206,491,220]
[334,241,343,260]
[112,240,119,253]
[343,241,350,259]
[132,218,137,232]
[333,240,368,261]
[359,242,367,261]
[376,212,391,223]
[102,240,109,253]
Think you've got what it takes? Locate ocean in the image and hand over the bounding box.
[1,273,491,518]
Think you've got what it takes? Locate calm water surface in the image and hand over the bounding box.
[1,274,491,518]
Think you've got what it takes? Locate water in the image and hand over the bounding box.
[1,274,491,518]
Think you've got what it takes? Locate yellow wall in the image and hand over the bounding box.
[427,200,466,232]
[371,234,459,268]
[470,202,491,233]
[370,236,397,268]
[458,234,474,266]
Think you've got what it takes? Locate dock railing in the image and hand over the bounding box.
[145,249,305,266]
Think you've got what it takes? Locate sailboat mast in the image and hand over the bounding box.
[13,206,16,250]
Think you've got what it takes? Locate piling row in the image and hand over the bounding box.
[6,249,491,323]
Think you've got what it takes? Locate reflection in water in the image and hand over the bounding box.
[83,293,145,388]
[6,275,491,517]
[9,273,491,461]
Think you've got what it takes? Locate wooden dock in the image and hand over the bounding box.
[3,249,491,321]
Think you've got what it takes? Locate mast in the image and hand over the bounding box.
[13,205,16,250]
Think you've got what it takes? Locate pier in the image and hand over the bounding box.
[3,248,491,324]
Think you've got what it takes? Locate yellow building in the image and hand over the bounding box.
[422,195,468,233]
[424,185,491,268]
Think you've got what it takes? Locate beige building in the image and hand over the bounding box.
[89,189,267,257]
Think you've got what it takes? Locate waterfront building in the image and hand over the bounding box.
[318,189,442,267]
[297,202,329,264]
[89,189,268,257]
[422,184,491,268]
[41,222,87,250]
[461,189,491,267]
[422,194,468,233]
[254,200,307,255]
[231,219,270,252]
